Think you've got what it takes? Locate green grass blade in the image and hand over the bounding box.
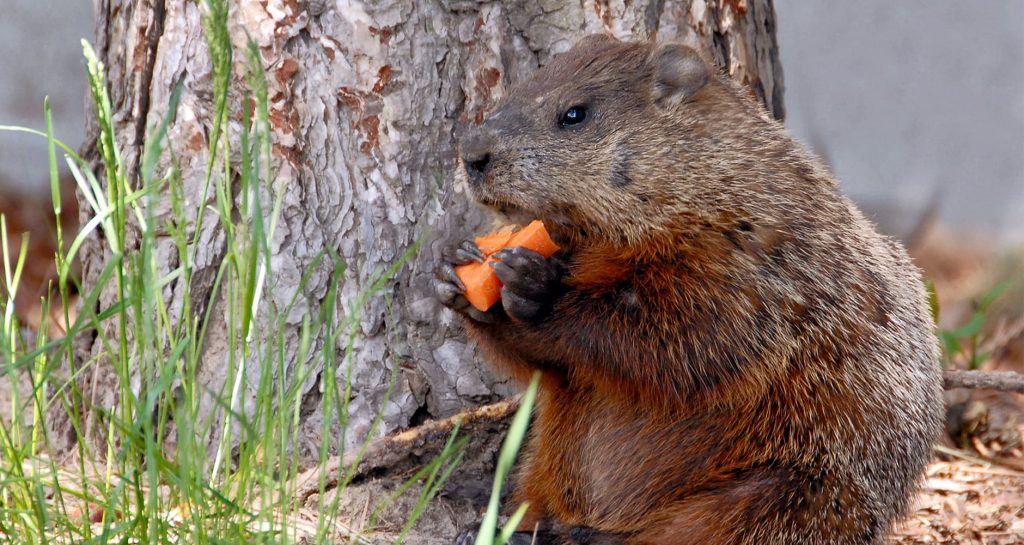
[475,372,541,545]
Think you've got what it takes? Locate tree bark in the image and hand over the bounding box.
[69,0,784,464]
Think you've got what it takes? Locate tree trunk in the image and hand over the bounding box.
[68,0,784,464]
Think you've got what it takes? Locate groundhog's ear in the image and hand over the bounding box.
[650,44,709,107]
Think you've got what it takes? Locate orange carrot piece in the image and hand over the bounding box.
[474,225,516,256]
[454,260,504,312]
[455,221,560,312]
[507,220,560,257]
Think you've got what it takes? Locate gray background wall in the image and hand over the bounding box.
[1,1,1022,243]
[774,0,1023,244]
[0,0,93,196]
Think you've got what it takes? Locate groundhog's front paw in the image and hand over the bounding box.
[491,247,565,323]
[435,239,503,323]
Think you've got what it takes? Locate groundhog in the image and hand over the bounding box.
[435,34,943,545]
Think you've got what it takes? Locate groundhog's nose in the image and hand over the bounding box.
[460,129,493,186]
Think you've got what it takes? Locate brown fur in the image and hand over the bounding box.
[451,35,943,545]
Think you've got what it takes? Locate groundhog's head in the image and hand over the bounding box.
[458,34,770,249]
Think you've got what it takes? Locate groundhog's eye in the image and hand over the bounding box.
[558,105,589,129]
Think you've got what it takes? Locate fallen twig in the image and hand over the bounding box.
[293,396,521,504]
[933,445,1024,475]
[943,370,1024,393]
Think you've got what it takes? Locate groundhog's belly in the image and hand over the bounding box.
[535,389,775,527]
[577,408,717,524]
[533,376,882,530]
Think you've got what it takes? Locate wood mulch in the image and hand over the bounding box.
[894,457,1024,545]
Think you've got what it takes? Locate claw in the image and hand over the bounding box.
[453,528,478,545]
[493,246,544,267]
[439,263,466,291]
[434,279,464,307]
[489,260,515,284]
[457,240,487,263]
[454,522,482,545]
[492,247,517,261]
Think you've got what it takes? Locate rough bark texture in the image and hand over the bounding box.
[70,0,784,463]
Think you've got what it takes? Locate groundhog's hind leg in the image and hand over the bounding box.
[630,467,883,545]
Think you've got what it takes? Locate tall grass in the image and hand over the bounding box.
[0,0,538,543]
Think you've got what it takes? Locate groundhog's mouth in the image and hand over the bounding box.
[479,199,533,224]
[477,197,574,249]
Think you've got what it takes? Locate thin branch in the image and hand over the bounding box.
[293,396,521,503]
[943,370,1024,393]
